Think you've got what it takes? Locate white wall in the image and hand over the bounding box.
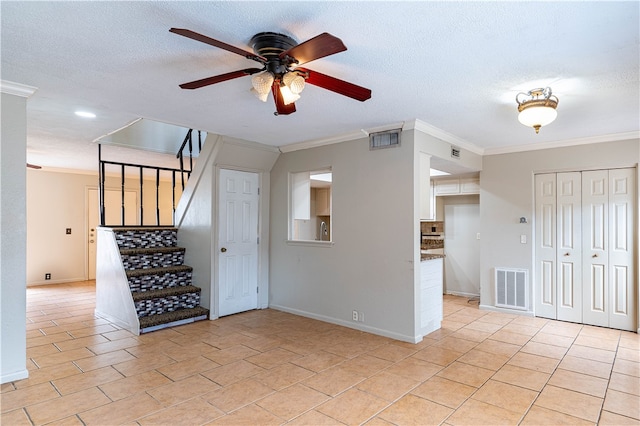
[1,91,29,383]
[269,134,419,341]
[479,139,639,323]
[26,170,181,285]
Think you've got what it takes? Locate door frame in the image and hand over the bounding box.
[212,166,267,318]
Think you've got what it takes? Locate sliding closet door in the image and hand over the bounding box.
[556,172,582,323]
[534,173,557,319]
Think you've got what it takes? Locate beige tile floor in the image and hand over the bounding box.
[1,280,639,425]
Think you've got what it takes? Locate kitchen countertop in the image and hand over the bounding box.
[421,254,445,261]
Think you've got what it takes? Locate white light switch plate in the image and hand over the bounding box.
[520,234,527,244]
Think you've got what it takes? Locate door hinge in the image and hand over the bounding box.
[257,187,260,195]
[257,237,259,244]
[257,286,259,293]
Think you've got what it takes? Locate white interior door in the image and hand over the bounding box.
[605,168,635,331]
[218,169,259,317]
[581,168,636,331]
[556,172,582,323]
[87,188,137,279]
[582,170,609,327]
[535,173,557,319]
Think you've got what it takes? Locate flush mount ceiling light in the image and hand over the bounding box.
[516,87,559,134]
[75,110,96,119]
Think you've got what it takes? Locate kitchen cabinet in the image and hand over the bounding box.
[434,177,479,196]
[315,188,331,216]
[420,256,443,335]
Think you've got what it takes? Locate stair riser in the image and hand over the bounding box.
[128,271,192,293]
[135,293,201,318]
[115,229,177,249]
[122,252,185,270]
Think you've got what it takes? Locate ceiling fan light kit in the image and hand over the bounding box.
[170,28,371,115]
[516,87,559,134]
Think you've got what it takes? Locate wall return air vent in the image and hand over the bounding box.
[451,145,461,159]
[369,129,401,150]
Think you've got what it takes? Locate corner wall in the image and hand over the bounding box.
[269,134,418,341]
[1,91,29,383]
[479,138,639,325]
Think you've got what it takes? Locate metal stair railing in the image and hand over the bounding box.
[98,129,202,227]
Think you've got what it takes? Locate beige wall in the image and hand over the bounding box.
[479,139,639,326]
[26,169,182,285]
[269,133,419,341]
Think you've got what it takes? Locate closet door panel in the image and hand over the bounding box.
[535,174,557,319]
[608,168,635,331]
[582,170,609,327]
[556,172,582,323]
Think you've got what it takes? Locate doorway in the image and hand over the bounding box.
[217,169,260,317]
[86,188,137,279]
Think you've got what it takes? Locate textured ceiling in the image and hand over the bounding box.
[2,1,638,172]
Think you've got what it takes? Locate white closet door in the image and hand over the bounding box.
[608,168,636,331]
[582,170,609,327]
[534,173,557,319]
[556,172,582,323]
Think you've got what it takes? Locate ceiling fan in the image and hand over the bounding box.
[170,28,372,115]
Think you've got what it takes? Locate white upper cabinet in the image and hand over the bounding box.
[434,177,479,196]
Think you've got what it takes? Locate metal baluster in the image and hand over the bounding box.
[121,164,125,226]
[172,171,176,226]
[139,167,144,226]
[156,168,160,226]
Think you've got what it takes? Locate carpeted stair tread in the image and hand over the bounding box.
[119,246,185,255]
[131,285,201,301]
[139,306,209,330]
[126,265,192,278]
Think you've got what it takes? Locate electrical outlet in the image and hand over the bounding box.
[359,312,364,322]
[45,273,51,280]
[352,310,358,321]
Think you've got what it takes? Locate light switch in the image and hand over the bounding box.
[476,233,480,240]
[520,234,526,244]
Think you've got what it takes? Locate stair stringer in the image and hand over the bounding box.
[95,227,140,335]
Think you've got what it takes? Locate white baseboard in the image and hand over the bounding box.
[28,277,86,287]
[269,304,421,344]
[479,304,535,317]
[1,368,28,384]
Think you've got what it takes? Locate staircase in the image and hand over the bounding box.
[108,226,209,333]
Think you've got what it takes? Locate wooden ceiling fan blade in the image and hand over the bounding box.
[300,68,372,101]
[271,83,296,115]
[26,163,42,169]
[179,68,263,90]
[170,28,266,63]
[280,33,346,65]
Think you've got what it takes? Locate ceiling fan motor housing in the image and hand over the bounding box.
[250,32,297,75]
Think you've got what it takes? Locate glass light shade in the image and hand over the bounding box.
[251,71,274,95]
[250,87,269,102]
[518,106,557,129]
[279,85,300,105]
[282,72,305,94]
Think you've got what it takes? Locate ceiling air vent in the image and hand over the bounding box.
[451,145,461,159]
[370,129,401,150]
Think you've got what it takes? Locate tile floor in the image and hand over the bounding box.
[1,280,639,425]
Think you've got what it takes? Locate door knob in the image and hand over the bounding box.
[90,240,94,243]
[221,247,227,253]
[564,252,570,256]
[592,253,598,258]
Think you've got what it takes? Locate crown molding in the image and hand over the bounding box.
[279,129,366,153]
[0,80,38,97]
[408,119,485,156]
[483,131,640,155]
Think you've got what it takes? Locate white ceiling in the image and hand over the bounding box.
[2,2,638,173]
